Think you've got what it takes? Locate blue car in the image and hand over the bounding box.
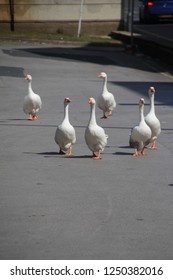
[139,0,173,23]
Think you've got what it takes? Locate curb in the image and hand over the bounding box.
[0,36,124,52]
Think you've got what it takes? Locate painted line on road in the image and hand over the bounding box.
[143,58,173,80]
[159,72,173,80]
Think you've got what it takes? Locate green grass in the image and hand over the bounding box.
[0,30,121,44]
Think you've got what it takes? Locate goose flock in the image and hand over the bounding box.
[23,73,161,159]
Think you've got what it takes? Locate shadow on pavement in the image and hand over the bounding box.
[1,46,173,109]
[1,44,163,73]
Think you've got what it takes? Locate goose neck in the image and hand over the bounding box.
[103,76,108,92]
[64,103,69,121]
[89,103,97,125]
[139,104,145,122]
[28,80,33,95]
[149,94,155,113]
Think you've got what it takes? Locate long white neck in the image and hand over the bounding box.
[64,103,69,122]
[28,80,33,95]
[89,103,97,126]
[102,76,108,93]
[139,104,145,123]
[149,93,155,114]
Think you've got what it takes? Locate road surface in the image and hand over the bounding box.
[0,42,173,259]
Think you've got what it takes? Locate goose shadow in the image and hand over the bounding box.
[23,151,92,159]
[0,118,27,124]
[37,152,59,156]
[24,151,59,157]
[114,151,132,156]
[0,122,57,128]
[119,145,131,149]
[113,145,132,156]
[64,155,93,159]
[7,118,27,121]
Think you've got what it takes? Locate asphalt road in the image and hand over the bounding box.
[134,22,173,49]
[0,42,173,260]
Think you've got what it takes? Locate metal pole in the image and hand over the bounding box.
[9,0,14,31]
[130,0,134,46]
[77,0,84,38]
[127,0,134,45]
[127,0,131,32]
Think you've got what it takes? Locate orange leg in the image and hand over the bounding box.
[148,141,158,150]
[65,147,73,156]
[148,138,158,150]
[92,149,102,160]
[32,115,39,120]
[141,147,147,156]
[108,111,113,117]
[149,146,158,150]
[133,149,140,157]
[28,114,33,121]
[27,114,39,121]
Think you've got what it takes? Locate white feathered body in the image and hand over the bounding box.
[97,72,116,116]
[129,119,152,152]
[23,91,42,116]
[85,98,108,153]
[129,99,152,153]
[85,123,108,153]
[55,119,76,152]
[23,77,42,117]
[55,99,76,153]
[145,92,161,141]
[145,112,161,137]
[97,90,116,114]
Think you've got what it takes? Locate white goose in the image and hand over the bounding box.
[145,87,161,150]
[85,97,108,159]
[97,72,116,119]
[55,97,76,156]
[129,98,152,157]
[23,74,42,120]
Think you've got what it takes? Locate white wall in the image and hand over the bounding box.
[0,0,123,34]
[0,0,121,21]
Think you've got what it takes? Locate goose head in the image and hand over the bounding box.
[88,97,96,105]
[25,74,32,81]
[64,97,71,105]
[139,98,145,107]
[98,72,107,78]
[149,86,155,95]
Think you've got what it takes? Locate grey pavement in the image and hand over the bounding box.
[0,41,173,260]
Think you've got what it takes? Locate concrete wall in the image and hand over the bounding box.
[0,0,123,35]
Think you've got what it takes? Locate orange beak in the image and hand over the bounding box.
[150,87,155,93]
[66,97,71,103]
[140,98,145,105]
[89,98,93,104]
